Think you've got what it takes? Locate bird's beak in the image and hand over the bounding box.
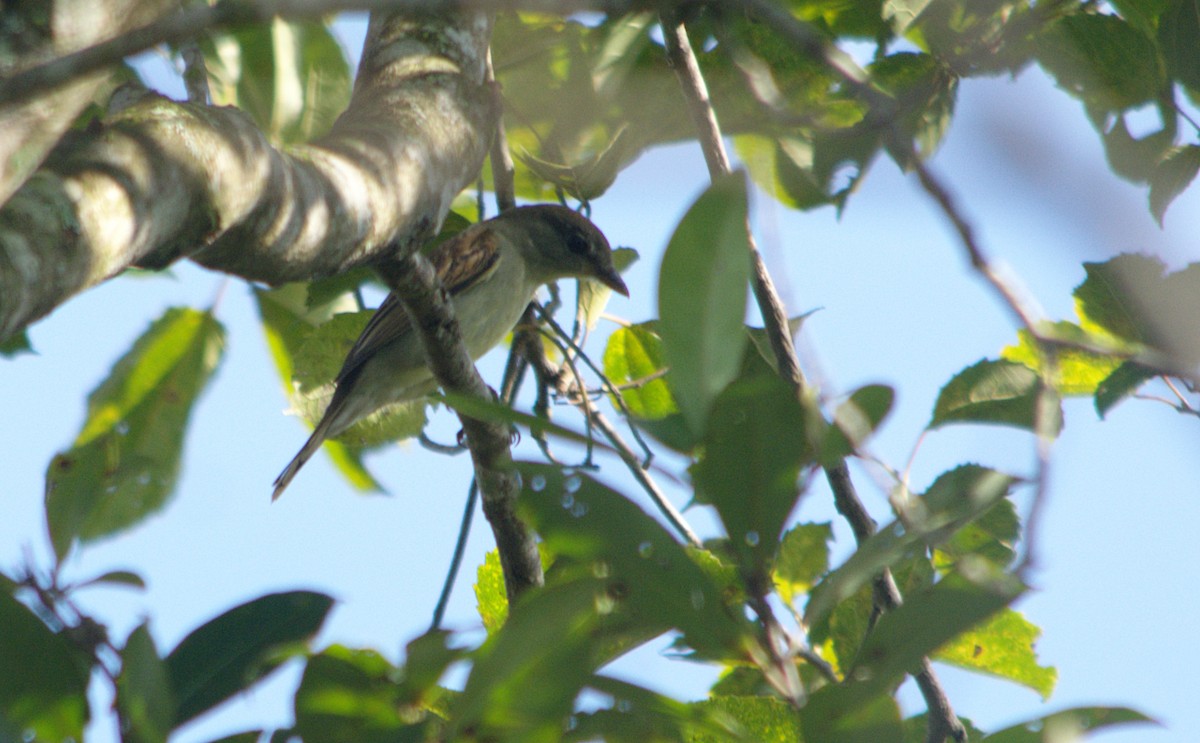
[598,269,629,297]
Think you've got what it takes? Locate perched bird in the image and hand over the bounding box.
[273,205,628,500]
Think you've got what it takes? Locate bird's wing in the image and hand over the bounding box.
[333,225,502,385]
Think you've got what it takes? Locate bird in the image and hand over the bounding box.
[272,205,629,500]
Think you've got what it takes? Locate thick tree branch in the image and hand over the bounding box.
[0,8,494,341]
[0,0,176,205]
[377,252,543,601]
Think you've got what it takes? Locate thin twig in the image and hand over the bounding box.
[431,480,479,629]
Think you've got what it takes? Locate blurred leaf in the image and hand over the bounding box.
[773,522,833,605]
[822,384,894,464]
[903,712,985,742]
[1158,0,1200,93]
[1149,145,1200,225]
[935,608,1056,699]
[117,623,173,743]
[737,134,840,210]
[203,18,351,143]
[982,706,1156,742]
[658,173,751,435]
[45,307,224,559]
[693,695,799,742]
[1074,254,1200,363]
[1098,106,1176,183]
[453,577,610,740]
[569,676,739,742]
[871,52,957,165]
[884,0,935,35]
[807,465,1017,629]
[694,374,814,581]
[475,550,509,634]
[0,329,32,357]
[294,638,458,743]
[1037,13,1162,110]
[934,497,1020,568]
[800,687,904,743]
[166,591,334,726]
[1094,361,1158,418]
[75,569,147,591]
[930,359,1061,434]
[1001,323,1123,396]
[838,566,1024,712]
[517,464,753,659]
[0,590,90,742]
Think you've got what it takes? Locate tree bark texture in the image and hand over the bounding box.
[0,7,496,342]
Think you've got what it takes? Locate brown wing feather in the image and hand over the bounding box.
[334,224,501,385]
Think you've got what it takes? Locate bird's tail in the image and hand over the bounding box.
[272,418,332,501]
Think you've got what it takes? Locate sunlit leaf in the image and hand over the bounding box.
[694,695,801,742]
[773,522,833,605]
[475,550,509,634]
[1001,323,1124,396]
[45,307,224,559]
[935,608,1056,699]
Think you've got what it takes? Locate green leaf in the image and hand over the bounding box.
[694,695,801,742]
[1094,361,1158,417]
[982,706,1156,742]
[1000,323,1124,396]
[935,608,1055,699]
[884,0,935,35]
[294,639,458,743]
[45,307,224,559]
[934,497,1020,569]
[736,134,839,211]
[1037,14,1163,110]
[800,688,904,743]
[806,465,1018,629]
[603,322,678,420]
[254,287,382,493]
[658,173,751,435]
[839,566,1024,711]
[475,550,508,634]
[822,384,894,463]
[695,374,814,581]
[0,329,32,357]
[1074,254,1200,362]
[871,52,957,164]
[203,18,351,143]
[453,578,611,740]
[0,590,90,742]
[930,359,1061,434]
[75,569,147,590]
[166,591,334,726]
[1158,0,1200,93]
[1149,145,1200,226]
[517,464,753,659]
[570,676,739,742]
[773,522,833,605]
[117,623,174,743]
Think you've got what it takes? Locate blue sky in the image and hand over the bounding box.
[3,13,1198,743]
